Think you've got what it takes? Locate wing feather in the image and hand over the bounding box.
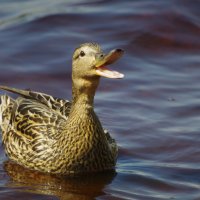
[0,86,70,170]
[2,97,66,160]
[0,85,71,117]
[12,98,66,141]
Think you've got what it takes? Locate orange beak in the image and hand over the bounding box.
[95,49,124,79]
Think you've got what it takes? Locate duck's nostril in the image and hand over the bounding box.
[95,53,105,60]
[116,49,123,52]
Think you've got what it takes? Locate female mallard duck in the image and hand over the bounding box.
[0,43,124,174]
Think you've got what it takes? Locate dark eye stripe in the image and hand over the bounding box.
[74,54,79,60]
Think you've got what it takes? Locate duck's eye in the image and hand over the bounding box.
[80,51,85,57]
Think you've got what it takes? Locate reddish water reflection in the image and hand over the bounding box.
[4,161,116,200]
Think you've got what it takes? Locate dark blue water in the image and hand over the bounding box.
[0,0,200,199]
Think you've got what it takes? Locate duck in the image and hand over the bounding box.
[0,42,124,174]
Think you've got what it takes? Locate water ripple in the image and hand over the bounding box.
[0,0,200,199]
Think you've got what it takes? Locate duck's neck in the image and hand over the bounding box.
[71,77,100,108]
[66,77,102,135]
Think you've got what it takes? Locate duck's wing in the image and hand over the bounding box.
[0,86,71,117]
[1,96,66,163]
[104,129,118,161]
[10,97,66,140]
[0,86,69,159]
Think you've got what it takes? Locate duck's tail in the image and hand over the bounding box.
[0,95,14,132]
[0,86,30,97]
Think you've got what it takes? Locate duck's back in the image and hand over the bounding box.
[0,87,71,173]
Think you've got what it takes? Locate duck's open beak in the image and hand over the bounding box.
[95,49,124,79]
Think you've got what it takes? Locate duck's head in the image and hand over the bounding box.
[72,43,124,102]
[72,42,124,80]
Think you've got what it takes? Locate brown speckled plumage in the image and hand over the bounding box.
[0,43,124,174]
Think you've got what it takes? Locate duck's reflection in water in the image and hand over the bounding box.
[4,160,116,200]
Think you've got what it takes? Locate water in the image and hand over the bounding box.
[0,0,200,199]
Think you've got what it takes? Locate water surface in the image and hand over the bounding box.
[0,0,200,199]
